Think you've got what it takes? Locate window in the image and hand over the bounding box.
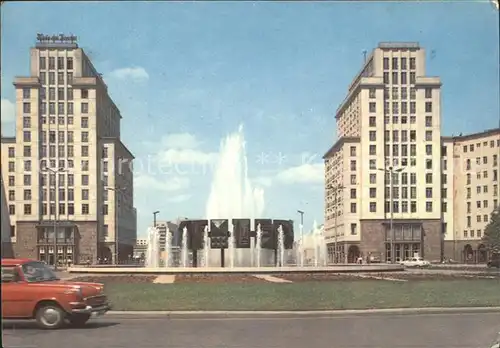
[425,102,432,113]
[369,116,376,127]
[425,88,432,98]
[103,225,109,237]
[425,187,433,198]
[81,89,89,99]
[58,72,64,84]
[67,57,73,70]
[81,102,89,113]
[82,204,90,215]
[81,117,88,128]
[410,201,417,213]
[103,204,109,215]
[24,160,31,171]
[442,202,447,213]
[369,174,376,184]
[369,88,376,99]
[23,146,31,157]
[369,202,377,212]
[81,132,89,142]
[24,204,32,215]
[40,56,46,69]
[410,72,416,84]
[383,57,389,70]
[23,189,32,200]
[425,173,433,184]
[369,188,377,198]
[68,203,75,215]
[425,131,432,142]
[400,72,407,85]
[369,145,376,156]
[8,162,14,172]
[350,189,356,199]
[57,56,65,69]
[81,145,89,157]
[23,102,31,114]
[49,72,55,84]
[426,144,432,156]
[369,102,376,113]
[9,205,15,215]
[48,57,55,69]
[392,72,398,84]
[350,224,357,235]
[350,203,357,213]
[81,160,89,171]
[369,131,376,141]
[82,189,89,200]
[82,175,89,185]
[350,160,356,171]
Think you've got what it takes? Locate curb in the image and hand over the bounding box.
[106,307,500,318]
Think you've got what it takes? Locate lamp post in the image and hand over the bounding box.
[327,184,345,264]
[105,186,126,265]
[42,166,67,271]
[153,211,160,227]
[377,166,405,264]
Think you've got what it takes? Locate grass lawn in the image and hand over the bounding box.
[104,279,500,311]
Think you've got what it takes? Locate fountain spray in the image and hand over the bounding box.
[181,226,188,268]
[256,223,262,268]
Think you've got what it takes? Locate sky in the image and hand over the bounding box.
[1,1,499,237]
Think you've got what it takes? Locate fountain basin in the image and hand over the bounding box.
[68,264,404,275]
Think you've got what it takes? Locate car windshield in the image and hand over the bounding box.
[21,261,59,282]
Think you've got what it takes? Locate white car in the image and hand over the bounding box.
[400,257,430,268]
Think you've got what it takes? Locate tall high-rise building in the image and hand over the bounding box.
[324,42,500,264]
[0,34,136,265]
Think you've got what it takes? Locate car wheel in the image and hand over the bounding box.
[68,314,91,327]
[35,304,66,330]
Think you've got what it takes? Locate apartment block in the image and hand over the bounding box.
[324,42,500,263]
[441,129,500,262]
[0,35,136,265]
[324,42,444,263]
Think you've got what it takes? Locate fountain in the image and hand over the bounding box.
[204,124,266,267]
[164,226,173,268]
[277,225,285,267]
[255,223,262,268]
[145,227,160,268]
[181,226,188,267]
[202,226,210,267]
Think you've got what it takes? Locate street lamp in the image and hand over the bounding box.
[153,211,160,227]
[105,186,126,265]
[42,166,67,271]
[377,166,405,264]
[327,184,345,264]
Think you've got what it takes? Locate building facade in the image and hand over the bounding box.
[0,35,136,265]
[442,129,500,262]
[323,42,500,263]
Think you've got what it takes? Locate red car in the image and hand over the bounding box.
[1,258,111,329]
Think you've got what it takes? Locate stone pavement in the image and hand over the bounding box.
[3,312,499,348]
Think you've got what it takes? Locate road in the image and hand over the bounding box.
[3,312,499,348]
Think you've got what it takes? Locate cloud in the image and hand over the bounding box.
[252,176,273,187]
[158,148,218,165]
[167,194,192,203]
[135,174,190,192]
[159,133,201,149]
[1,99,15,124]
[275,163,324,185]
[152,132,218,167]
[109,66,149,81]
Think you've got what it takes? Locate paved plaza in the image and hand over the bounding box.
[3,312,499,348]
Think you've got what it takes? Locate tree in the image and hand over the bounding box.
[483,207,500,253]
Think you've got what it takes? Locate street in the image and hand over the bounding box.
[3,312,499,348]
